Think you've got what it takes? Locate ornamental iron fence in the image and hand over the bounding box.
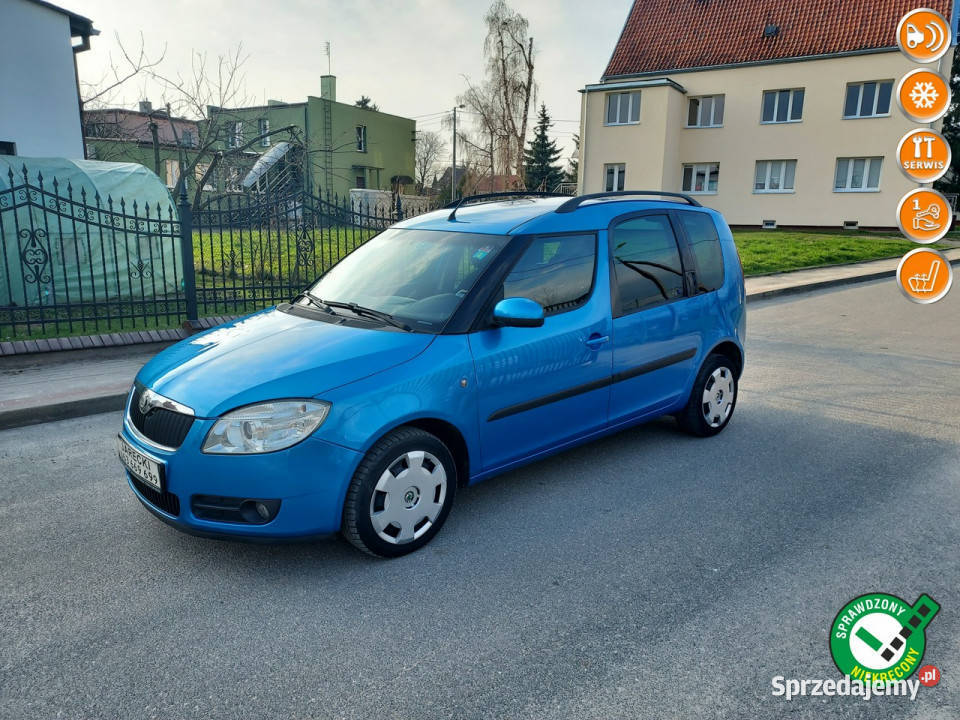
[0,165,434,340]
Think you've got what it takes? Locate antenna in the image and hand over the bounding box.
[324,42,331,74]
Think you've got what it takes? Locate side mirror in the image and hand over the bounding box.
[492,297,544,328]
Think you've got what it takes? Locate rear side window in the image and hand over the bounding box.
[611,215,685,314]
[677,211,724,293]
[502,234,596,314]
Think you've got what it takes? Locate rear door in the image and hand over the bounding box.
[469,232,613,471]
[607,212,700,427]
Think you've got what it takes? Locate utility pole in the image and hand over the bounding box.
[149,118,161,176]
[451,104,464,202]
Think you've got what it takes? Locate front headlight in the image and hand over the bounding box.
[202,400,331,454]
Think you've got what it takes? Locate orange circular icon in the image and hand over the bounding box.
[896,128,952,183]
[896,248,953,303]
[897,188,953,243]
[897,8,952,63]
[897,68,951,122]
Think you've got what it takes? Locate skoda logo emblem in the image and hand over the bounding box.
[139,389,159,415]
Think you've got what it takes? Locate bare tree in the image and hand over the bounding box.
[459,1,536,184]
[149,45,281,207]
[79,31,165,111]
[414,131,446,194]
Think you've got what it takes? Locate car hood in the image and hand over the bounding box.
[137,308,434,417]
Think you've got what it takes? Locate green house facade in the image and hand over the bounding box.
[221,76,416,200]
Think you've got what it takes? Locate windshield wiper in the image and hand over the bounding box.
[320,299,413,331]
[292,290,337,315]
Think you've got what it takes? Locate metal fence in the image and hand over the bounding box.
[0,165,433,340]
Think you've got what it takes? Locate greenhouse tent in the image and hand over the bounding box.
[0,157,181,308]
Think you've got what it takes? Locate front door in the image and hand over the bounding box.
[607,212,700,427]
[469,232,612,472]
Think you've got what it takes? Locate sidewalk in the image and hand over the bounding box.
[2,248,959,430]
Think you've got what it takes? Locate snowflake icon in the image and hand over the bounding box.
[910,81,939,109]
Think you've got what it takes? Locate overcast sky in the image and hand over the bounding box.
[70,0,632,164]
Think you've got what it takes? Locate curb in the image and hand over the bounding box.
[2,257,959,431]
[0,392,128,431]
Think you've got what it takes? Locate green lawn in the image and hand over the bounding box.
[732,229,942,276]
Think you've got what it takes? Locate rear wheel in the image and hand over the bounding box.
[677,354,738,437]
[341,427,456,557]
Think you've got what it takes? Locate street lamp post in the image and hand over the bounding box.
[451,104,465,202]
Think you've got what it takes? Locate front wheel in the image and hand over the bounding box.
[677,354,738,437]
[341,427,456,557]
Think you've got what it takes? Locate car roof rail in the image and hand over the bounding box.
[554,190,702,213]
[445,191,569,221]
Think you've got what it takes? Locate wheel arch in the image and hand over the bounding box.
[707,340,743,379]
[369,417,472,488]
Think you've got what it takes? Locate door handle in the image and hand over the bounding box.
[585,334,610,350]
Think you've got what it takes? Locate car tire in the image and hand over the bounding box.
[677,353,738,437]
[341,426,457,558]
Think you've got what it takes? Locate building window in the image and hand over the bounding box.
[225,167,243,192]
[604,163,626,191]
[356,125,367,152]
[259,118,270,147]
[180,130,196,148]
[843,81,893,118]
[228,121,243,148]
[761,89,804,123]
[686,95,724,127]
[195,163,215,191]
[754,160,797,193]
[834,157,882,192]
[681,163,719,194]
[164,159,181,189]
[605,91,641,125]
[0,141,16,156]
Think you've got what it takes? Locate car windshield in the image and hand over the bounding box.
[305,228,510,330]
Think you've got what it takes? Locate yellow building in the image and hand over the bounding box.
[578,0,957,228]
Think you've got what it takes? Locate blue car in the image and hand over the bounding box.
[117,191,745,557]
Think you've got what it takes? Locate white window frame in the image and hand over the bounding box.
[843,81,894,119]
[604,92,641,126]
[681,163,719,194]
[356,125,367,152]
[754,160,797,193]
[761,89,804,124]
[834,157,883,192]
[164,159,181,189]
[686,95,725,128]
[229,121,243,148]
[258,118,270,147]
[604,163,626,192]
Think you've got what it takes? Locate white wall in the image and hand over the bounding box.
[0,0,85,158]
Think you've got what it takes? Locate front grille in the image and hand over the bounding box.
[129,382,194,449]
[130,476,181,516]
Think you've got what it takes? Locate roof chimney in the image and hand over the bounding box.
[320,75,336,102]
[139,100,153,114]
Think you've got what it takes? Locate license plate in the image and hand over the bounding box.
[117,434,165,492]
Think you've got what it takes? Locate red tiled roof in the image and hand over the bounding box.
[603,0,954,78]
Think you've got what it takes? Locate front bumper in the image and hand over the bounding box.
[120,417,362,539]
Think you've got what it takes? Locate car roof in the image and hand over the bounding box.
[392,196,719,236]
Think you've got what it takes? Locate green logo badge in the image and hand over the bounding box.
[830,593,939,685]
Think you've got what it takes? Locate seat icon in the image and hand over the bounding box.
[907,259,941,293]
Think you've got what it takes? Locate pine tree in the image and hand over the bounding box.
[934,49,960,193]
[523,104,564,192]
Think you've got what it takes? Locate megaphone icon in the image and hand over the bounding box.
[906,22,925,48]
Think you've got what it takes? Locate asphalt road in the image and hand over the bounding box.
[1,279,958,720]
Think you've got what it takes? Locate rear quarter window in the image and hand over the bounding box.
[678,211,724,293]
